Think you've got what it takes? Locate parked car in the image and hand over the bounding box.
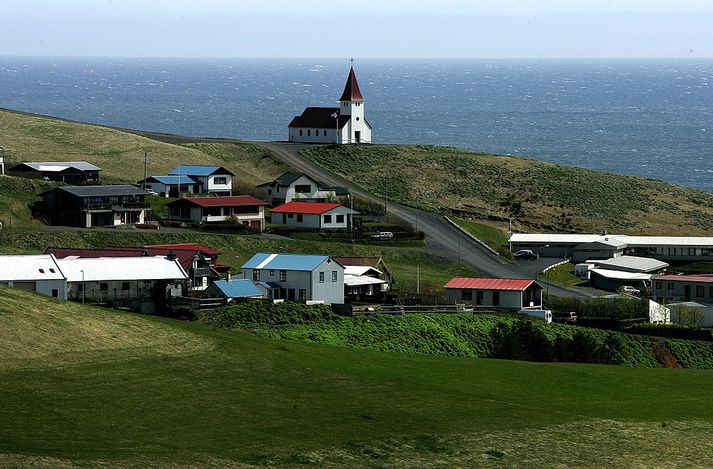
[370,231,394,240]
[618,285,641,296]
[513,249,537,260]
[517,308,553,323]
[553,311,578,324]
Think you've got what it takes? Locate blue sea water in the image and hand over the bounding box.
[1,57,712,192]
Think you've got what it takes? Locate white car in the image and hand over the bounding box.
[370,231,394,240]
[619,285,641,296]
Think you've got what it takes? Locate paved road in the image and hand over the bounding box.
[254,142,592,298]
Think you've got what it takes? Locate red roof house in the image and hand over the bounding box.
[270,202,357,230]
[166,195,267,230]
[444,277,543,310]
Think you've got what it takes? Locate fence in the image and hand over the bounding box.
[352,304,497,316]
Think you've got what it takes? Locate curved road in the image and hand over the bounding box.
[254,142,591,298]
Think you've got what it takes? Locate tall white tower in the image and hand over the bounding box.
[338,64,370,143]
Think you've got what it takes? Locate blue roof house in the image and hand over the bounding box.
[168,165,235,196]
[201,278,264,302]
[137,175,202,198]
[241,253,345,305]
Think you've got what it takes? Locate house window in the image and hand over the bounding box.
[656,281,662,289]
[253,270,261,281]
[269,270,275,276]
[332,271,338,282]
[288,213,294,218]
[668,282,674,290]
[324,215,332,223]
[52,289,59,298]
[295,185,311,193]
[336,215,345,223]
[475,291,484,305]
[319,272,325,283]
[214,177,227,185]
[299,129,303,136]
[122,282,130,291]
[462,289,472,301]
[696,286,705,297]
[280,270,287,282]
[492,291,500,306]
[100,283,108,291]
[297,214,303,223]
[299,289,306,301]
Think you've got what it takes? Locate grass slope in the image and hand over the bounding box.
[301,145,713,236]
[3,286,713,467]
[0,176,58,228]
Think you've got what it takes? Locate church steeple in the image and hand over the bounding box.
[339,66,364,102]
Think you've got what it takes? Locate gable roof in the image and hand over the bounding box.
[242,253,341,272]
[167,195,267,208]
[264,172,317,187]
[142,175,200,185]
[594,256,669,273]
[168,165,235,177]
[0,255,65,281]
[271,201,349,215]
[339,66,364,101]
[46,244,219,271]
[208,279,263,299]
[656,274,713,284]
[15,161,101,172]
[288,107,351,129]
[444,277,537,291]
[44,185,149,198]
[56,257,188,282]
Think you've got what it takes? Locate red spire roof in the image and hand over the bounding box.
[339,66,364,101]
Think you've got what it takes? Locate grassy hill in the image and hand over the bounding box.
[3,286,713,467]
[301,145,713,236]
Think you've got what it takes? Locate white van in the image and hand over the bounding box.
[517,308,553,323]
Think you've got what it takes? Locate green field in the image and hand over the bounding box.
[541,262,585,287]
[301,145,713,236]
[3,286,713,467]
[452,217,513,259]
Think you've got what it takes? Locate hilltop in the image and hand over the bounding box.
[301,145,713,236]
[3,285,713,467]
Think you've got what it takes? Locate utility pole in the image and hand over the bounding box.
[81,269,85,304]
[142,152,148,190]
[416,265,420,295]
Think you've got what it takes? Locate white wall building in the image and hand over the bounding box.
[168,165,234,196]
[288,66,372,144]
[0,255,67,299]
[258,172,349,206]
[270,202,357,230]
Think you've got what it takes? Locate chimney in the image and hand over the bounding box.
[227,272,232,281]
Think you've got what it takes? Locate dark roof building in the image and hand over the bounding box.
[10,161,101,184]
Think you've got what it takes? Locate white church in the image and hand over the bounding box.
[288,65,372,144]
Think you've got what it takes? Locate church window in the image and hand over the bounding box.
[307,129,311,136]
[299,129,303,136]
[356,117,360,121]
[323,130,327,136]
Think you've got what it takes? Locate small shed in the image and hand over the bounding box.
[444,277,543,310]
[202,279,264,302]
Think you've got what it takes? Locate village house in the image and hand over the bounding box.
[241,253,345,305]
[333,256,394,301]
[652,274,713,326]
[9,161,101,184]
[270,201,357,230]
[46,243,226,292]
[38,185,151,228]
[444,278,543,310]
[258,172,350,206]
[168,165,234,196]
[166,195,267,230]
[288,65,372,144]
[56,256,188,314]
[136,175,201,197]
[577,256,669,292]
[0,254,67,299]
[201,278,264,303]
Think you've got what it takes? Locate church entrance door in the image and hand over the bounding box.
[355,131,361,143]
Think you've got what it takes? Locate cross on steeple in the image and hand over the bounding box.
[349,57,355,65]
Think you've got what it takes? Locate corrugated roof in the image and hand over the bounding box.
[52,185,150,197]
[344,266,381,276]
[339,66,364,101]
[444,277,536,291]
[344,275,385,287]
[56,257,188,282]
[210,279,263,298]
[271,201,344,214]
[511,233,713,248]
[242,253,337,272]
[168,195,267,208]
[0,255,65,281]
[143,175,199,185]
[168,165,235,177]
[595,256,668,273]
[590,269,651,281]
[19,161,101,172]
[617,236,713,247]
[656,274,713,284]
[510,234,607,244]
[46,246,201,271]
[288,107,350,129]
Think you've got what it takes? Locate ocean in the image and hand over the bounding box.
[1,57,712,192]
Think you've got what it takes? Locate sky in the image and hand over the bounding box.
[1,0,713,58]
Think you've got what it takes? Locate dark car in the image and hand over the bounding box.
[513,249,537,260]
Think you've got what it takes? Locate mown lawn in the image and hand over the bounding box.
[2,286,713,467]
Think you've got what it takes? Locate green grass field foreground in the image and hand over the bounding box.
[301,145,713,236]
[3,286,713,467]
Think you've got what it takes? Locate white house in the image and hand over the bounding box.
[444,277,543,310]
[166,195,267,230]
[288,65,372,144]
[168,165,234,196]
[258,172,350,206]
[270,201,357,230]
[0,254,67,299]
[242,253,345,305]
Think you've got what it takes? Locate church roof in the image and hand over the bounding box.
[288,107,350,129]
[339,66,364,101]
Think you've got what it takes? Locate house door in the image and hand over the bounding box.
[355,131,361,143]
[684,285,691,302]
[282,214,287,224]
[288,289,295,300]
